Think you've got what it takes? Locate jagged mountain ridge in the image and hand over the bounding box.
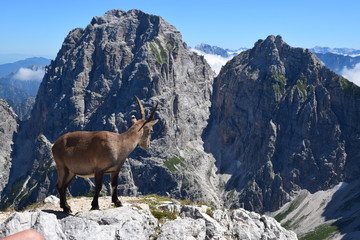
[194,43,246,58]
[1,9,219,210]
[310,46,360,56]
[0,11,359,235]
[204,35,360,212]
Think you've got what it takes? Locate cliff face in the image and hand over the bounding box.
[1,9,218,209]
[0,100,18,195]
[2,9,360,218]
[204,35,360,212]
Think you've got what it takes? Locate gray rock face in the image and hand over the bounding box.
[0,203,297,240]
[0,100,18,195]
[204,35,360,212]
[1,9,219,209]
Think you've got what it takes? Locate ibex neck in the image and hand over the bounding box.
[122,124,143,146]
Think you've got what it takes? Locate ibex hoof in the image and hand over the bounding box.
[114,200,122,207]
[91,206,100,211]
[63,207,72,214]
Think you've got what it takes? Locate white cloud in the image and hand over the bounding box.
[341,63,360,87]
[191,49,234,74]
[11,67,45,81]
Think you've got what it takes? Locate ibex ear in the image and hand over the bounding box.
[147,119,158,126]
[131,115,137,124]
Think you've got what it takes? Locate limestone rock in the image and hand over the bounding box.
[0,100,18,195]
[157,218,207,240]
[1,9,218,210]
[0,198,297,240]
[204,35,360,212]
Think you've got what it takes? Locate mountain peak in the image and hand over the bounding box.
[227,35,324,83]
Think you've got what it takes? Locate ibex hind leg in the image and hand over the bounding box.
[110,172,122,207]
[91,171,105,210]
[56,166,75,213]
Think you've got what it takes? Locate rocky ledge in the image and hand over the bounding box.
[0,195,297,240]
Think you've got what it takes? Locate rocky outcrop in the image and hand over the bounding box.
[1,9,218,209]
[204,35,360,212]
[0,196,297,240]
[0,100,18,195]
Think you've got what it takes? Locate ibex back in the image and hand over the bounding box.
[52,96,158,213]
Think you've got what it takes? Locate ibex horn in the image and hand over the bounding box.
[134,96,145,120]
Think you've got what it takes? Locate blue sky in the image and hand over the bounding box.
[1,0,359,63]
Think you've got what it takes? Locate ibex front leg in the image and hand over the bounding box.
[56,166,75,213]
[91,171,104,210]
[110,172,122,207]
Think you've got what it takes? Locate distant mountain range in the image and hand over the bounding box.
[310,46,360,56]
[193,44,360,85]
[0,57,51,78]
[0,57,51,119]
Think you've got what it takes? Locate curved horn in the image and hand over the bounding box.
[147,102,158,122]
[138,102,159,132]
[134,96,145,120]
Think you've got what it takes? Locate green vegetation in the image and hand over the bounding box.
[136,195,178,223]
[164,156,185,172]
[206,207,214,217]
[149,38,174,64]
[274,74,287,85]
[274,192,307,223]
[296,80,307,96]
[299,223,339,240]
[339,76,360,96]
[151,209,177,222]
[141,194,173,203]
[272,73,287,95]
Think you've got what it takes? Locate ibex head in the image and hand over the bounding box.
[134,96,159,149]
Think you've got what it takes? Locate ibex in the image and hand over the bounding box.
[52,96,158,213]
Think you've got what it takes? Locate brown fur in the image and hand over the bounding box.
[52,98,158,213]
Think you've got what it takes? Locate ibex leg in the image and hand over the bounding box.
[91,171,104,210]
[110,172,122,207]
[56,167,75,213]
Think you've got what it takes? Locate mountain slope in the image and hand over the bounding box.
[0,100,18,195]
[204,35,360,213]
[0,9,219,209]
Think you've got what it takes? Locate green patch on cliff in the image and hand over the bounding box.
[299,222,339,240]
[150,38,173,64]
[339,76,360,96]
[272,74,287,95]
[274,191,308,223]
[164,156,185,172]
[296,80,308,96]
[273,74,287,85]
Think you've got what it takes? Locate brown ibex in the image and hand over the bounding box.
[52,96,158,213]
